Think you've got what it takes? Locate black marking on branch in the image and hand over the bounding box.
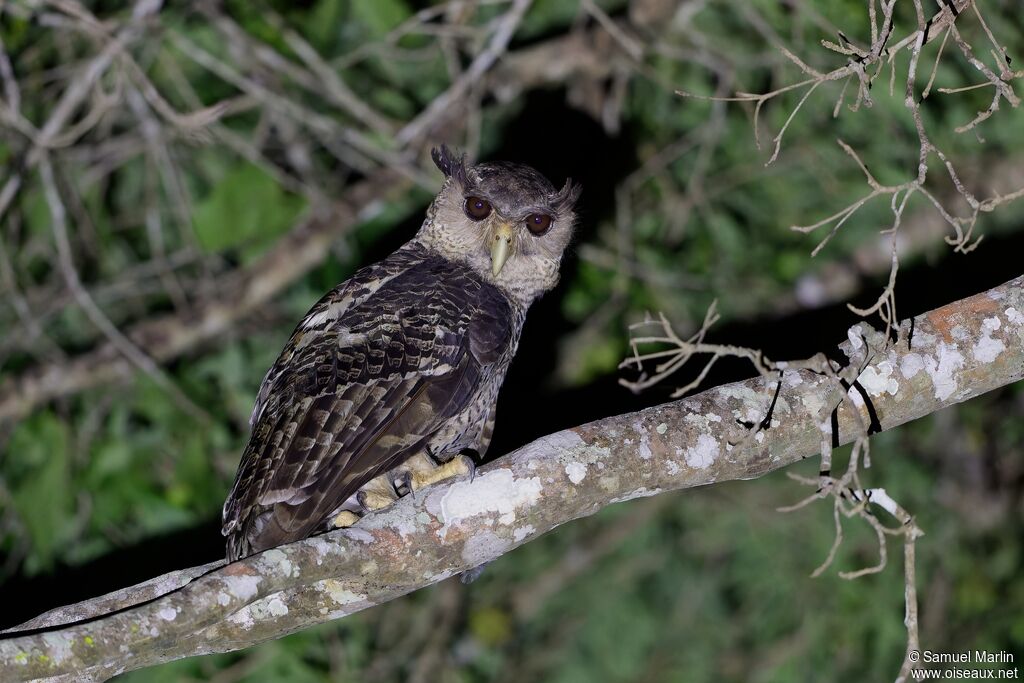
[922,17,934,45]
[760,372,784,431]
[850,380,883,436]
[734,372,784,436]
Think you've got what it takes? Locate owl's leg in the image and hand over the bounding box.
[333,450,475,529]
[331,474,396,528]
[395,450,475,494]
[357,474,399,512]
[333,510,361,528]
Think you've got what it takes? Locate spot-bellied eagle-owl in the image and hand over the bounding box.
[222,147,580,561]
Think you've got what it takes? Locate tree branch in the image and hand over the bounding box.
[2,275,1022,682]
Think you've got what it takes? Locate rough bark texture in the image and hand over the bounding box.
[2,275,1022,682]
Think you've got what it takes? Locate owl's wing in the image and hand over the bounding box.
[222,253,513,560]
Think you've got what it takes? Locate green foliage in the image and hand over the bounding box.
[1,0,1023,681]
[6,413,73,572]
[350,0,412,38]
[192,162,307,258]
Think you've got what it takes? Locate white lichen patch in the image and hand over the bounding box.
[848,388,865,409]
[263,549,298,578]
[157,607,177,621]
[684,413,709,428]
[859,360,900,397]
[666,460,681,476]
[950,324,969,341]
[900,353,924,379]
[513,524,535,542]
[846,326,864,350]
[322,579,367,607]
[924,342,965,401]
[684,434,719,469]
[437,469,542,538]
[462,530,512,566]
[148,572,197,602]
[1006,307,1024,325]
[41,633,74,664]
[800,390,825,415]
[368,505,418,538]
[266,597,289,617]
[609,487,663,504]
[733,403,764,427]
[222,574,261,601]
[972,317,1005,363]
[238,594,290,623]
[541,429,586,451]
[343,528,375,544]
[227,610,254,630]
[782,371,805,387]
[565,462,587,485]
[305,536,347,563]
[217,592,231,606]
[430,570,460,584]
[634,420,653,459]
[656,422,668,434]
[718,385,761,404]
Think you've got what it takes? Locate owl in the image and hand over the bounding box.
[222,147,580,561]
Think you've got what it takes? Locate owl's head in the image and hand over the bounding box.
[417,145,581,306]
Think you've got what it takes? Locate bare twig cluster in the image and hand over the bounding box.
[619,292,932,680]
[619,5,1023,680]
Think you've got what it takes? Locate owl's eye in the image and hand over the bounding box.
[464,196,492,221]
[525,213,553,235]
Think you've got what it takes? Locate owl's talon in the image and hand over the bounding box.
[409,454,475,492]
[394,470,414,497]
[333,510,361,528]
[358,489,397,512]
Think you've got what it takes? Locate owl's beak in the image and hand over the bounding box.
[490,222,514,276]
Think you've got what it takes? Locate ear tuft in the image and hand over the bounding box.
[552,178,582,212]
[431,145,468,186]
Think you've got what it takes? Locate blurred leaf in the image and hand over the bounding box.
[192,163,306,257]
[470,606,513,646]
[350,0,411,38]
[7,413,73,571]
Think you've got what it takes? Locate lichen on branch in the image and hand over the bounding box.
[2,275,1022,682]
